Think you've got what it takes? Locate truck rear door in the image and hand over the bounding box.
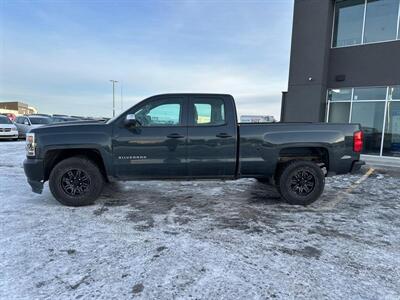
[187,95,237,178]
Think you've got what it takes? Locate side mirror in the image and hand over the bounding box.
[24,120,30,125]
[124,114,140,127]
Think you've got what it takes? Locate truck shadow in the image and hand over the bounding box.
[96,179,298,233]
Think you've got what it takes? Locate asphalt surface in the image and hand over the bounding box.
[1,141,399,299]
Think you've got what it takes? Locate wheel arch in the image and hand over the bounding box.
[275,146,330,179]
[43,148,109,182]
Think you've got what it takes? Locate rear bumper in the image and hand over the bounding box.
[351,160,365,174]
[23,158,44,194]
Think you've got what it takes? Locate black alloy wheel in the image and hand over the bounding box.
[289,170,316,196]
[61,169,91,196]
[49,156,104,206]
[277,160,325,206]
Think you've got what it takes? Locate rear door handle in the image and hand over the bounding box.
[216,133,232,138]
[167,133,184,139]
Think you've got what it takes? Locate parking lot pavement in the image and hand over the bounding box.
[1,141,399,299]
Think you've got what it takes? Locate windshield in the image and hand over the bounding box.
[30,117,52,125]
[0,116,12,124]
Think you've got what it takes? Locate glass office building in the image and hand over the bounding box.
[328,0,400,158]
[282,0,400,159]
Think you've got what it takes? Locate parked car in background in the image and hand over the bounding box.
[14,115,52,138]
[52,116,79,123]
[0,115,18,140]
[240,115,276,123]
[69,116,106,122]
[1,113,17,122]
[33,113,52,118]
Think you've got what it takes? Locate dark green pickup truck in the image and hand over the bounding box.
[24,93,364,206]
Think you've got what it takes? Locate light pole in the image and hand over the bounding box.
[110,80,118,117]
[120,81,123,112]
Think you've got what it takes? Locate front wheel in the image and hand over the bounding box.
[49,157,104,206]
[277,160,325,206]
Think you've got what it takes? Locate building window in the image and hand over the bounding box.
[333,0,400,48]
[327,88,352,123]
[333,0,366,47]
[351,101,386,155]
[353,86,387,100]
[390,86,400,99]
[328,102,351,123]
[383,101,400,157]
[327,85,400,158]
[328,88,353,101]
[364,0,399,43]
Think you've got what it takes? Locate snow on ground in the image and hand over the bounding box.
[0,141,399,299]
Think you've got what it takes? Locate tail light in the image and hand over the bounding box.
[353,131,363,153]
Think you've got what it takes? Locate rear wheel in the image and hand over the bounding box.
[277,160,324,206]
[49,157,104,206]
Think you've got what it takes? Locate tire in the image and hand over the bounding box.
[277,160,325,206]
[49,156,104,206]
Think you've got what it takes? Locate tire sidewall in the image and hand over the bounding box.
[279,161,325,206]
[49,157,104,206]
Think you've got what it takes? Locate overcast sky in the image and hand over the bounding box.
[0,0,294,118]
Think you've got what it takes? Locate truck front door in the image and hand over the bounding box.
[187,96,237,178]
[112,96,188,179]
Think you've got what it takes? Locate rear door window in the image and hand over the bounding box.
[191,98,225,126]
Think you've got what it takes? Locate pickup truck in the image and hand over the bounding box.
[23,93,365,207]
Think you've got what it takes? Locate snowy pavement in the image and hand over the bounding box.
[1,141,399,299]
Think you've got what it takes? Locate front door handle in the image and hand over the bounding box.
[167,133,184,139]
[216,133,232,138]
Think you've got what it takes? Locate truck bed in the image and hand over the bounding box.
[238,122,362,177]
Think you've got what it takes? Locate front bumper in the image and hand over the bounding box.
[351,160,365,174]
[0,131,18,139]
[23,158,45,194]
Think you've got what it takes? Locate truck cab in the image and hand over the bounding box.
[112,94,238,180]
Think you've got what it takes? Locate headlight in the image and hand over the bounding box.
[26,133,36,157]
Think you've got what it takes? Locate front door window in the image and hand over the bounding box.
[134,102,182,127]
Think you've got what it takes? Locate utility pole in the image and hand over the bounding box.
[109,80,118,117]
[120,81,123,112]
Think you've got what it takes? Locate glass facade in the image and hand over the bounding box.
[383,101,400,156]
[328,102,351,123]
[351,101,385,155]
[327,86,400,157]
[333,0,400,47]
